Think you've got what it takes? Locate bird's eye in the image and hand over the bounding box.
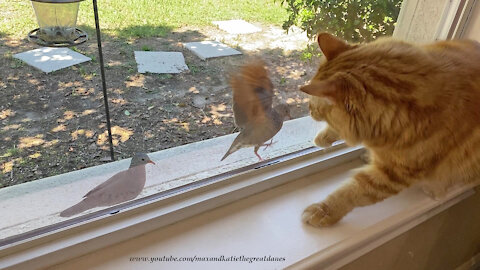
[142,158,145,161]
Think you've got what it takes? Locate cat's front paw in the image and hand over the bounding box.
[302,203,340,227]
[360,151,371,163]
[421,185,447,201]
[314,131,337,148]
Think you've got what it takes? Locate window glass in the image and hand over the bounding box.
[0,0,402,242]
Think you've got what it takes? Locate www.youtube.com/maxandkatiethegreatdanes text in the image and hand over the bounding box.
[130,255,286,264]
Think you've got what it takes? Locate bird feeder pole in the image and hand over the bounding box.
[92,0,115,161]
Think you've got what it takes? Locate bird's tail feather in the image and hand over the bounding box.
[221,138,242,161]
[60,199,96,217]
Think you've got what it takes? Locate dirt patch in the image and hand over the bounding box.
[0,23,320,187]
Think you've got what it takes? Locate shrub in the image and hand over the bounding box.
[279,0,403,42]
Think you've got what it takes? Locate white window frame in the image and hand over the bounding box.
[0,0,475,268]
[0,143,364,268]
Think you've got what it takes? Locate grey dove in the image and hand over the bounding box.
[60,153,155,217]
[221,61,291,161]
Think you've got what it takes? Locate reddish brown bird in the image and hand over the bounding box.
[221,61,291,161]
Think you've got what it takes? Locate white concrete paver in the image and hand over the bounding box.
[13,47,91,73]
[134,51,189,74]
[184,41,242,60]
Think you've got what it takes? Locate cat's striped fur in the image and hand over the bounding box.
[301,33,480,227]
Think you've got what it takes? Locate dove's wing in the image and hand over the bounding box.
[245,113,284,146]
[83,166,146,200]
[82,170,128,198]
[61,166,146,217]
[220,109,286,161]
[231,60,274,128]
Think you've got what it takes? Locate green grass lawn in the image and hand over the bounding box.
[0,0,287,39]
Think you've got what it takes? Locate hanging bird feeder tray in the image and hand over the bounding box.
[28,0,88,47]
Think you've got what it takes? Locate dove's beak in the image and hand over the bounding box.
[148,160,156,165]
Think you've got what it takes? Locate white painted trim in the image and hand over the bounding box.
[393,0,420,39]
[449,0,478,39]
[2,2,477,269]
[0,146,364,269]
[434,0,463,40]
[287,186,476,270]
[393,0,469,42]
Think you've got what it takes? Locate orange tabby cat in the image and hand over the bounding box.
[300,33,480,227]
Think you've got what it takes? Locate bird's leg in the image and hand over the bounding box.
[254,146,263,161]
[262,139,277,151]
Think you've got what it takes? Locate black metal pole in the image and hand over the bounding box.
[92,0,115,161]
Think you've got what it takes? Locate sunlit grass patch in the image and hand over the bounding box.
[1,0,287,39]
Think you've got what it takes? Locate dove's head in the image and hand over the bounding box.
[130,153,155,168]
[274,104,292,120]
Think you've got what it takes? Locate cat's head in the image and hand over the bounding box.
[301,33,432,146]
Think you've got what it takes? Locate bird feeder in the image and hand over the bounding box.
[26,0,116,161]
[28,0,88,47]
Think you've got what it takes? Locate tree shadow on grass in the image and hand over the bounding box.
[76,24,175,40]
[115,24,174,39]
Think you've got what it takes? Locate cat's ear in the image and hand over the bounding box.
[300,79,337,103]
[317,33,352,60]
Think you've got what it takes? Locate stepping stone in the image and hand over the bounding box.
[13,47,91,73]
[134,51,189,74]
[184,41,242,60]
[212,20,261,34]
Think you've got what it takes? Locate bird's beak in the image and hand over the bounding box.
[148,160,156,165]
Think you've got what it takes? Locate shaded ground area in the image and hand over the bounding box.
[0,23,320,187]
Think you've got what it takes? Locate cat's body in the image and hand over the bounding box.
[301,33,480,227]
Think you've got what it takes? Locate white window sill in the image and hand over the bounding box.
[1,1,475,267]
[44,158,476,270]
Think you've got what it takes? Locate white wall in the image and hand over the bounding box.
[394,0,449,42]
